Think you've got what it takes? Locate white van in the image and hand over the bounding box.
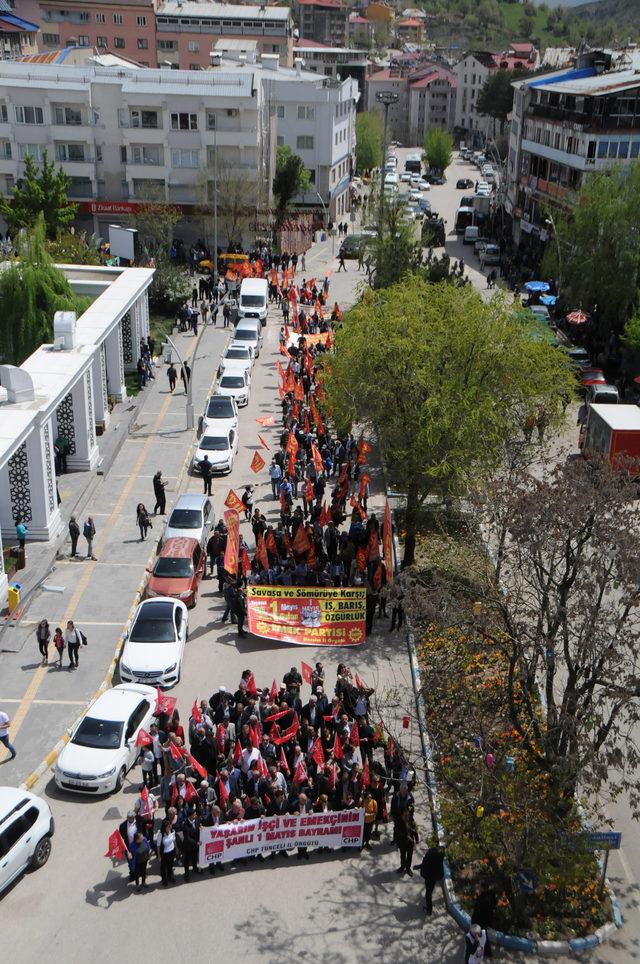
[238,277,268,327]
[233,317,262,358]
[0,787,54,894]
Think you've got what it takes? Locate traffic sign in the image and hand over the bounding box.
[584,831,621,851]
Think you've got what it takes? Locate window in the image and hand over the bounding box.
[597,141,608,159]
[0,817,28,856]
[56,143,86,162]
[113,12,122,23]
[78,35,90,45]
[608,142,618,159]
[97,36,107,47]
[157,39,176,51]
[96,12,105,22]
[171,148,199,168]
[54,106,82,125]
[137,38,148,49]
[19,144,45,161]
[631,142,640,159]
[0,141,11,159]
[307,168,315,184]
[297,106,315,120]
[188,40,199,52]
[67,176,92,197]
[171,112,198,131]
[619,141,629,159]
[206,112,217,130]
[0,104,6,123]
[132,145,162,165]
[79,10,89,20]
[114,37,125,48]
[42,32,59,45]
[15,105,43,125]
[96,145,102,162]
[130,109,158,129]
[137,14,146,25]
[276,105,285,119]
[296,135,313,150]
[276,135,284,146]
[120,146,127,162]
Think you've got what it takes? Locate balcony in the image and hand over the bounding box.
[528,102,640,133]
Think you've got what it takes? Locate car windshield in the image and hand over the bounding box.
[241,295,264,307]
[225,349,248,360]
[220,376,244,388]
[168,509,201,529]
[73,717,123,750]
[129,615,176,643]
[154,557,193,578]
[206,397,234,418]
[234,331,257,342]
[200,436,230,451]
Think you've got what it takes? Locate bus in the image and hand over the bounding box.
[404,153,422,175]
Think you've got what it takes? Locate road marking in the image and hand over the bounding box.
[55,560,147,569]
[0,698,86,705]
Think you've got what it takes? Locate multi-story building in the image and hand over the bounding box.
[348,14,373,49]
[454,45,539,145]
[505,48,640,248]
[0,0,38,58]
[295,0,349,48]
[366,66,410,142]
[408,68,456,145]
[396,17,423,46]
[0,59,274,243]
[23,0,294,68]
[294,38,368,100]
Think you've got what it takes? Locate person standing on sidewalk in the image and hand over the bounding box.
[69,515,80,557]
[269,458,282,499]
[15,515,27,549]
[167,363,177,393]
[234,585,247,638]
[0,709,16,760]
[201,456,213,496]
[153,470,167,515]
[65,619,84,669]
[36,619,50,665]
[83,516,97,560]
[419,845,445,915]
[181,361,191,395]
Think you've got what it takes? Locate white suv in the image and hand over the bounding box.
[0,787,54,894]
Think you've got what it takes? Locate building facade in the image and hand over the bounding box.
[36,0,157,63]
[408,68,456,145]
[0,0,39,59]
[454,45,539,145]
[294,39,367,100]
[295,0,348,48]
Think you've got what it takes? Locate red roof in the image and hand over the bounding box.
[349,14,370,23]
[398,17,421,26]
[410,69,455,89]
[295,37,332,46]
[510,42,534,53]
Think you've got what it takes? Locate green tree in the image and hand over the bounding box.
[47,229,101,266]
[355,111,383,174]
[365,197,422,288]
[322,277,573,566]
[272,145,311,216]
[0,150,76,239]
[541,162,640,352]
[0,214,90,364]
[621,310,640,352]
[476,69,522,136]
[128,186,181,265]
[423,128,453,172]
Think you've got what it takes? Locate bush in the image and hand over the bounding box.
[148,263,191,316]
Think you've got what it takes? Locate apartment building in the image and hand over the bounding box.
[22,0,294,68]
[0,59,274,242]
[294,39,367,99]
[295,0,349,48]
[0,0,38,59]
[505,48,640,247]
[454,45,539,145]
[367,62,456,145]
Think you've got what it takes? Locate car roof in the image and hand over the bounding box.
[136,599,177,620]
[0,787,39,820]
[159,537,199,558]
[87,685,154,721]
[225,345,250,354]
[170,493,208,511]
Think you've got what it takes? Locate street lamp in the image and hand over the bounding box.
[545,214,562,295]
[375,90,399,231]
[210,114,219,286]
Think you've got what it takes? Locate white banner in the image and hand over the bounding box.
[198,809,364,866]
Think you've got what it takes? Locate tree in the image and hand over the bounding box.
[621,310,640,352]
[272,145,311,216]
[540,162,640,352]
[422,128,453,172]
[479,458,640,814]
[128,185,181,265]
[0,214,90,364]
[364,196,422,289]
[476,69,522,136]
[321,276,573,566]
[199,159,260,250]
[355,111,383,174]
[0,150,76,239]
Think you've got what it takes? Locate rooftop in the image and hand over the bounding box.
[155,1,291,20]
[398,18,422,27]
[522,53,640,96]
[589,404,640,432]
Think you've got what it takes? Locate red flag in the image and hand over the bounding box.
[216,724,226,752]
[279,343,290,358]
[359,473,370,503]
[327,762,337,791]
[293,760,307,784]
[255,534,269,572]
[311,443,324,476]
[372,559,383,590]
[168,740,185,763]
[350,721,360,747]
[264,708,292,723]
[355,673,363,689]
[139,784,150,812]
[192,700,202,725]
[294,379,305,402]
[270,721,281,740]
[251,450,266,473]
[186,751,207,780]
[223,509,240,577]
[356,546,367,572]
[303,411,311,434]
[245,672,258,697]
[286,431,298,458]
[286,452,296,479]
[241,547,252,578]
[265,528,278,556]
[218,777,229,807]
[311,736,325,767]
[293,525,311,556]
[362,759,371,789]
[233,738,242,765]
[224,489,245,512]
[307,539,316,569]
[383,498,394,584]
[283,532,294,559]
[325,329,333,349]
[319,502,332,526]
[333,732,344,760]
[105,829,126,860]
[256,416,275,426]
[270,678,278,702]
[154,688,176,716]
[249,724,260,748]
[301,661,313,684]
[304,479,314,504]
[257,433,271,451]
[136,727,152,747]
[280,747,290,775]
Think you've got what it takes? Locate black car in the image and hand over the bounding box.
[426,171,446,185]
[421,216,446,247]
[456,178,473,189]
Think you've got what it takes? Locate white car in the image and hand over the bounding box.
[201,394,238,432]
[416,179,431,192]
[218,344,253,377]
[410,175,423,187]
[120,598,188,689]
[217,368,250,407]
[400,172,412,183]
[477,182,491,196]
[408,188,422,202]
[192,425,239,475]
[54,683,157,794]
[0,787,54,893]
[163,493,214,546]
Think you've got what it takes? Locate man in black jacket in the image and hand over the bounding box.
[68,516,80,557]
[419,846,445,914]
[182,808,200,880]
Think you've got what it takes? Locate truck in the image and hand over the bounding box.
[581,404,640,469]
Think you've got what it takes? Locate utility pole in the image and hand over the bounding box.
[212,114,219,286]
[376,90,399,232]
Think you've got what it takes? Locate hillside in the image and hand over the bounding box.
[575,0,640,30]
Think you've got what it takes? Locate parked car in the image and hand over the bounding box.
[464,225,482,246]
[201,394,238,432]
[54,683,157,793]
[410,175,423,188]
[456,178,474,189]
[586,382,619,406]
[339,234,367,259]
[218,345,252,378]
[217,369,250,407]
[0,787,54,894]
[473,237,489,254]
[417,197,432,213]
[422,216,446,247]
[145,538,204,607]
[163,493,214,546]
[568,347,592,370]
[483,243,501,265]
[476,182,491,196]
[192,425,238,475]
[416,179,431,192]
[408,188,422,202]
[400,172,412,183]
[426,171,446,185]
[120,599,189,688]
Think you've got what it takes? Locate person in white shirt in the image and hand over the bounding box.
[64,620,84,669]
[0,710,16,760]
[240,746,260,775]
[139,747,155,787]
[156,818,177,886]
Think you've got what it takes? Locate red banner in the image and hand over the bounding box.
[251,451,266,473]
[224,489,245,512]
[247,586,366,647]
[383,498,393,583]
[223,509,240,576]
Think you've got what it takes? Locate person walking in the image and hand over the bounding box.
[362,790,377,849]
[182,807,200,880]
[234,586,247,639]
[395,806,419,876]
[131,832,151,891]
[15,515,27,549]
[83,516,97,560]
[301,252,306,273]
[36,619,50,665]
[68,516,80,557]
[241,485,254,521]
[201,455,213,496]
[0,709,16,760]
[167,363,177,393]
[180,361,191,395]
[389,584,405,632]
[337,251,347,273]
[53,626,65,669]
[465,924,487,963]
[419,845,445,914]
[269,458,282,499]
[153,470,167,515]
[156,818,177,886]
[136,503,152,541]
[64,619,84,669]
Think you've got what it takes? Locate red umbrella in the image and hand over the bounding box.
[633,376,640,386]
[567,309,590,325]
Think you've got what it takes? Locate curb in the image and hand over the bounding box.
[19,327,228,793]
[393,516,623,955]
